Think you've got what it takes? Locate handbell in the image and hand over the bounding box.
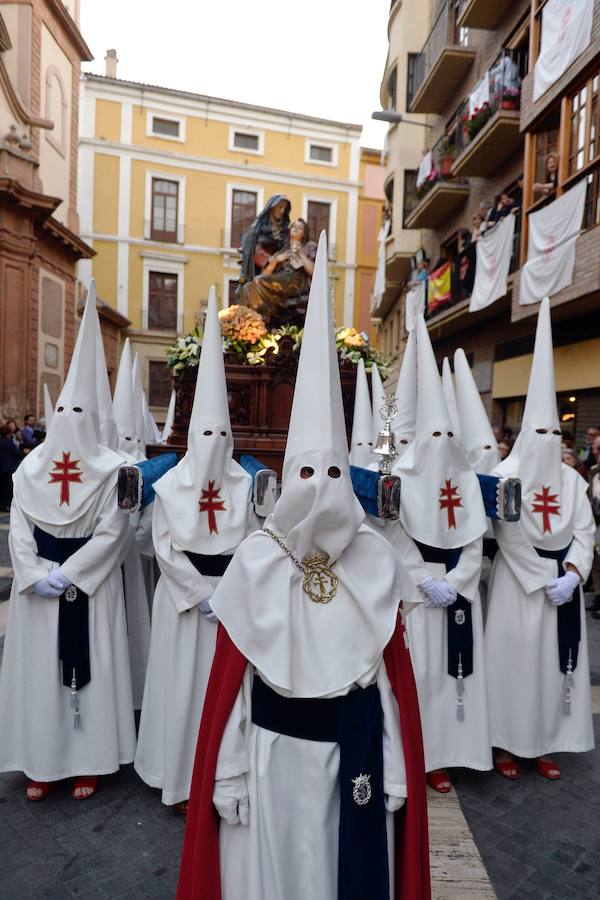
[373,428,396,475]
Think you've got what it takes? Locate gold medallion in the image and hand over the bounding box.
[301,552,338,604]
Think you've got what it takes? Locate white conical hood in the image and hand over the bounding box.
[212,233,402,698]
[271,232,364,561]
[162,389,176,442]
[131,353,146,455]
[395,315,486,549]
[441,357,462,441]
[113,339,144,460]
[391,329,416,461]
[43,382,54,428]
[370,362,386,443]
[14,286,122,524]
[86,281,121,454]
[453,348,499,474]
[349,358,374,468]
[141,388,160,445]
[496,298,566,547]
[154,286,251,554]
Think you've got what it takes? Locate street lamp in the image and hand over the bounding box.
[371,110,433,128]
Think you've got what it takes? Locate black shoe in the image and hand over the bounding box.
[586,595,600,612]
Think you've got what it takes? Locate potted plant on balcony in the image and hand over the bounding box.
[439,136,456,177]
[463,102,494,141]
[501,86,520,110]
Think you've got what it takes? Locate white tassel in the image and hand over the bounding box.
[70,668,81,730]
[562,651,574,716]
[456,655,465,721]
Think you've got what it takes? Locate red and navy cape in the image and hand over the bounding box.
[177,615,431,899]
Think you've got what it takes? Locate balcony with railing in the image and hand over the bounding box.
[403,136,470,230]
[409,0,476,115]
[457,0,513,30]
[450,50,523,178]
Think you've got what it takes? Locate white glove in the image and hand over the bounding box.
[385,794,406,812]
[544,570,580,606]
[32,569,72,598]
[419,576,457,608]
[198,595,218,623]
[213,775,249,826]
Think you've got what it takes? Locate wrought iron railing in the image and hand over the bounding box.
[403,135,468,225]
[447,49,522,157]
[411,1,469,104]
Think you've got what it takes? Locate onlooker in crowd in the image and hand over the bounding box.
[21,413,37,450]
[493,424,503,443]
[498,440,511,460]
[562,448,578,468]
[579,426,600,476]
[0,424,22,511]
[561,430,575,449]
[533,153,559,200]
[33,417,47,444]
[587,435,600,616]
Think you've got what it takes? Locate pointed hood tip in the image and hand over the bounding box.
[188,284,230,428]
[522,294,559,429]
[415,313,451,434]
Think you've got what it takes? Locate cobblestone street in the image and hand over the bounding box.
[1,510,600,899]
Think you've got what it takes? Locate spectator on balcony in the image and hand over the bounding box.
[471,213,488,242]
[533,153,559,200]
[488,193,518,226]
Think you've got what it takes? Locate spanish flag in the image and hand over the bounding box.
[428,261,452,314]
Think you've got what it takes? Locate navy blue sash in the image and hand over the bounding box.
[535,544,580,673]
[33,526,92,690]
[251,676,389,900]
[183,552,233,577]
[414,540,473,679]
[482,537,498,561]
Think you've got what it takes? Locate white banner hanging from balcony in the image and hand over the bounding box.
[469,214,516,312]
[534,0,594,101]
[416,151,433,189]
[468,76,490,117]
[520,178,587,306]
[372,218,391,312]
[404,281,426,332]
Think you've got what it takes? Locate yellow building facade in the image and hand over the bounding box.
[78,67,369,417]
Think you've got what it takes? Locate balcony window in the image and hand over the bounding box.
[569,70,600,176]
[406,55,418,110]
[148,361,172,407]
[388,66,398,111]
[306,200,331,241]
[148,272,178,331]
[151,179,179,242]
[309,144,333,163]
[230,189,258,248]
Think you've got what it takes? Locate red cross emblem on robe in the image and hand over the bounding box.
[199,481,226,535]
[531,485,560,534]
[439,479,462,529]
[48,451,82,506]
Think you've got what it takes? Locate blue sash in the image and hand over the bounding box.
[535,544,580,674]
[251,676,389,900]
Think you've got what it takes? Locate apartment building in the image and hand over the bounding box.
[78,62,383,417]
[378,0,600,442]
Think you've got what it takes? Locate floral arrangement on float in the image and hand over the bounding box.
[463,102,494,140]
[166,305,390,376]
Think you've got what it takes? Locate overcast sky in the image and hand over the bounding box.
[80,0,390,148]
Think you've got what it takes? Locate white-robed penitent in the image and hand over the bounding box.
[208,234,419,900]
[485,298,595,758]
[0,288,136,782]
[134,287,254,806]
[90,292,151,710]
[391,329,417,461]
[348,358,374,469]
[441,357,462,444]
[388,315,491,774]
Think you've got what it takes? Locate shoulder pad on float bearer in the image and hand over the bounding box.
[239,455,279,519]
[476,473,521,521]
[350,465,401,520]
[117,453,179,512]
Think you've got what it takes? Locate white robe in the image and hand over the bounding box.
[0,486,136,781]
[134,497,255,805]
[387,522,492,773]
[485,468,595,757]
[217,661,406,900]
[121,514,152,710]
